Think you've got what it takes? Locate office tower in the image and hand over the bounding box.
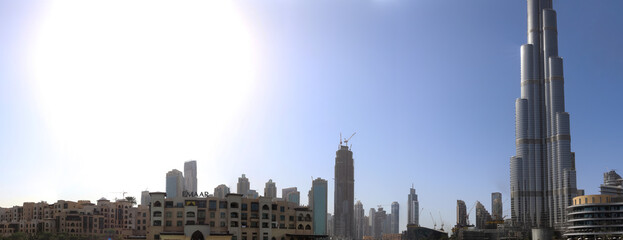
[311,178,328,235]
[247,189,259,199]
[407,186,419,226]
[456,200,467,227]
[334,142,355,239]
[373,207,386,239]
[383,214,391,235]
[491,192,503,221]
[264,179,277,199]
[369,208,376,238]
[140,190,150,206]
[184,160,197,193]
[600,170,623,196]
[390,202,399,233]
[475,201,492,229]
[354,201,365,240]
[237,174,250,196]
[166,169,184,198]
[509,0,578,230]
[282,187,300,205]
[214,184,230,199]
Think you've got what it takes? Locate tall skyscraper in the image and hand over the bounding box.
[368,208,376,238]
[237,174,250,196]
[264,179,277,199]
[141,190,150,206]
[491,192,503,221]
[407,186,419,226]
[390,202,399,233]
[166,169,184,198]
[282,187,300,205]
[456,200,467,227]
[475,201,492,229]
[311,178,328,235]
[354,201,365,240]
[184,160,197,193]
[600,170,623,196]
[510,0,578,230]
[373,207,386,239]
[334,142,354,239]
[214,184,230,198]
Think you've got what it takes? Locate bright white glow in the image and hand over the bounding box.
[27,1,257,198]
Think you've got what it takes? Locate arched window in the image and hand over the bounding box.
[187,212,196,217]
[231,202,239,208]
[154,201,162,207]
[305,214,311,221]
[305,225,311,230]
[191,231,204,240]
[263,205,269,210]
[298,224,303,230]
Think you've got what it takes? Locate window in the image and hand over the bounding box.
[251,213,259,219]
[251,203,259,212]
[279,223,285,229]
[153,211,162,217]
[289,216,294,221]
[143,213,146,217]
[187,212,195,217]
[298,224,303,230]
[210,212,215,218]
[165,221,172,227]
[305,225,311,230]
[220,201,228,209]
[231,221,239,227]
[220,212,226,218]
[153,220,161,226]
[165,212,172,218]
[187,221,195,225]
[272,204,277,210]
[177,221,182,227]
[231,202,239,208]
[242,204,248,211]
[251,221,259,228]
[220,221,226,227]
[262,222,269,228]
[198,211,206,218]
[210,221,215,227]
[165,201,173,208]
[209,200,217,210]
[242,213,248,220]
[197,200,207,208]
[231,212,239,218]
[262,205,269,210]
[262,213,269,219]
[177,211,183,218]
[271,214,276,221]
[280,206,285,212]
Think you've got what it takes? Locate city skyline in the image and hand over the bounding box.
[1,0,623,234]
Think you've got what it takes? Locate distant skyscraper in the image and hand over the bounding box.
[600,170,623,196]
[264,179,277,199]
[327,213,334,237]
[373,207,386,239]
[141,190,150,206]
[456,200,467,227]
[237,174,250,196]
[282,187,300,205]
[184,160,197,193]
[334,141,355,239]
[390,202,399,233]
[510,0,578,230]
[407,186,419,226]
[491,192,503,221]
[311,178,328,235]
[475,201,492,229]
[166,169,184,198]
[369,208,376,238]
[247,189,259,199]
[214,184,230,198]
[354,201,365,240]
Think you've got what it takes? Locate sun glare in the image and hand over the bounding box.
[27,0,257,186]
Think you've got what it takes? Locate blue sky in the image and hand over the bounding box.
[1,0,622,232]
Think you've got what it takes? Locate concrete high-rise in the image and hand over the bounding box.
[390,202,399,233]
[237,174,250,196]
[166,169,184,198]
[600,170,623,196]
[456,200,467,227]
[183,160,197,194]
[373,207,386,239]
[141,190,150,206]
[311,178,328,235]
[491,192,503,221]
[509,0,578,230]
[334,143,354,239]
[264,179,277,199]
[368,208,376,238]
[214,184,230,198]
[475,201,492,229]
[354,201,365,240]
[282,187,300,205]
[407,186,419,226]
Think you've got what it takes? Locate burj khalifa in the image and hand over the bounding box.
[510,0,577,230]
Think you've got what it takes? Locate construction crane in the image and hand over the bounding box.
[438,212,445,232]
[341,132,356,146]
[429,212,437,230]
[111,191,128,200]
[465,202,477,226]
